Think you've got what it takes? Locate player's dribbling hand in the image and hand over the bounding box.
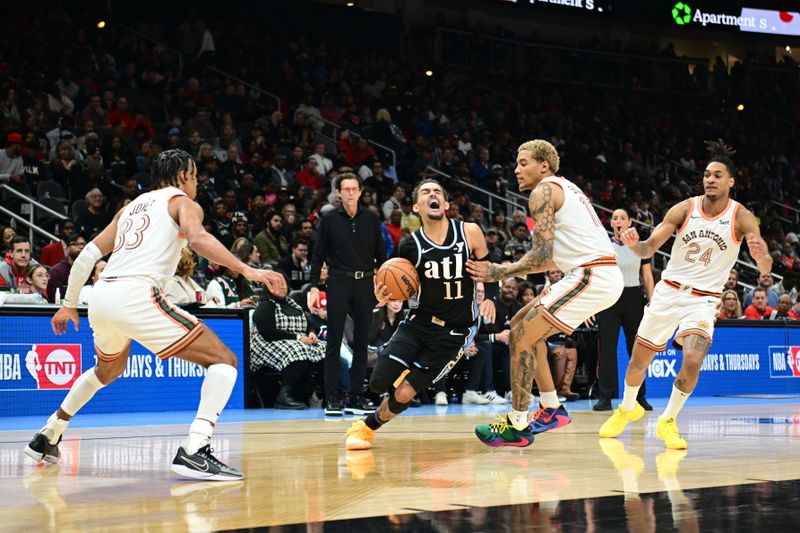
[52,307,79,335]
[620,227,640,247]
[373,278,391,307]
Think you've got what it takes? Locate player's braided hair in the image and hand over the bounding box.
[705,138,736,175]
[151,149,194,188]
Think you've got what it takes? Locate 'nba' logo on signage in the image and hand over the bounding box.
[25,344,82,389]
[768,346,800,378]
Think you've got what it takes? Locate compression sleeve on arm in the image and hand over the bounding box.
[62,242,103,308]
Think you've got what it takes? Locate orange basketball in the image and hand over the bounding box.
[376,258,419,301]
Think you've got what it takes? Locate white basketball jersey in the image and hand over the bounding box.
[661,196,742,293]
[102,187,188,284]
[540,177,616,272]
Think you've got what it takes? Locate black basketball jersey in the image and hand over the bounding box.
[397,219,478,328]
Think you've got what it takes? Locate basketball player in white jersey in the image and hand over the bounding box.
[470,139,624,447]
[599,140,771,449]
[23,150,286,480]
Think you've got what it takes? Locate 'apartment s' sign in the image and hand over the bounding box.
[671,3,800,36]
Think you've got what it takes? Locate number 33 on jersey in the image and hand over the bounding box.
[102,188,190,282]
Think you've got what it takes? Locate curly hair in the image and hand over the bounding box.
[151,149,194,188]
[517,139,560,174]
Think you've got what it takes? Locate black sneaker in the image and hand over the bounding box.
[24,433,61,464]
[325,398,343,417]
[638,398,654,411]
[171,445,243,481]
[344,396,374,416]
[592,398,613,411]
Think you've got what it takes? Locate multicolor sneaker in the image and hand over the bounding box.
[656,417,688,450]
[474,415,535,447]
[598,403,645,438]
[529,404,572,434]
[345,420,375,450]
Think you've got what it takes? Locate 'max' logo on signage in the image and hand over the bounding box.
[647,348,677,378]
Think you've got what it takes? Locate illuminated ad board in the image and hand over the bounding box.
[671,2,800,36]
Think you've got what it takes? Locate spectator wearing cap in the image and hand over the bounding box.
[76,188,111,235]
[277,238,311,291]
[166,127,184,150]
[229,212,251,242]
[295,157,323,190]
[46,232,86,303]
[39,220,76,267]
[484,227,505,263]
[0,132,24,185]
[503,221,532,257]
[51,140,89,200]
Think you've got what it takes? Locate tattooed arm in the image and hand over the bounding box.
[467,183,558,283]
[621,200,688,259]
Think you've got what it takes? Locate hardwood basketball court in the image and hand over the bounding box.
[0,400,798,531]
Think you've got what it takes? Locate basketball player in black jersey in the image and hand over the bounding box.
[345,179,497,450]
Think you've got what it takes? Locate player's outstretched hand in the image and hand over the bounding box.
[620,227,640,247]
[373,278,391,307]
[466,259,494,282]
[746,233,767,261]
[52,307,79,335]
[246,268,287,295]
[479,298,496,324]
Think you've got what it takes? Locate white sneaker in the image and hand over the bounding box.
[504,391,512,402]
[463,390,490,404]
[482,391,508,404]
[434,391,448,405]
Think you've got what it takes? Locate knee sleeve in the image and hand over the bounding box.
[369,357,407,394]
[388,395,410,415]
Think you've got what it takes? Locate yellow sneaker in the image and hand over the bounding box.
[656,417,687,450]
[598,439,644,476]
[345,420,375,450]
[656,449,688,482]
[598,403,645,438]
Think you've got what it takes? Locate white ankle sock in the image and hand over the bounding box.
[621,382,641,411]
[662,385,691,420]
[510,409,529,430]
[185,363,237,454]
[60,367,105,417]
[540,390,559,409]
[41,412,69,445]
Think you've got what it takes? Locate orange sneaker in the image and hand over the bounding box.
[345,420,375,450]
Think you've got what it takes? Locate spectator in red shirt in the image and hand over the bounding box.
[744,287,773,320]
[0,236,32,291]
[295,157,323,190]
[337,129,376,168]
[39,220,76,267]
[384,209,403,251]
[108,96,135,136]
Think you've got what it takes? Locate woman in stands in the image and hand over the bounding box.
[718,289,743,319]
[250,277,326,409]
[163,248,219,307]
